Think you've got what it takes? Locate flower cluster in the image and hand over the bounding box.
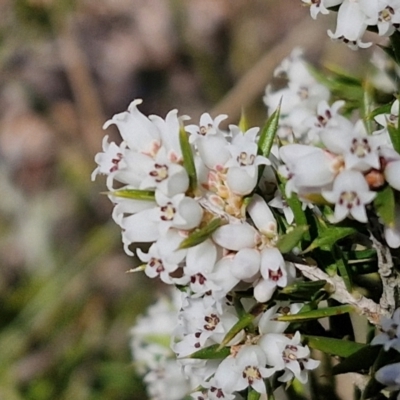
[94,48,400,400]
[302,0,400,49]
[265,49,400,247]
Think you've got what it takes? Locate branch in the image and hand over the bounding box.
[370,235,400,313]
[293,263,388,325]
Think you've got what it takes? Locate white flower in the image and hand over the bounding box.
[375,362,400,393]
[259,331,319,383]
[215,346,275,394]
[327,0,371,49]
[361,0,400,36]
[120,192,203,248]
[186,113,230,170]
[258,302,303,334]
[137,230,186,283]
[302,0,344,19]
[253,250,294,303]
[280,144,339,196]
[371,308,400,351]
[322,170,376,223]
[321,121,382,172]
[183,240,219,296]
[136,147,189,197]
[103,99,161,155]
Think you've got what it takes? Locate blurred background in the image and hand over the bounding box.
[0,1,376,399]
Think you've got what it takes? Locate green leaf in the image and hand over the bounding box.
[247,389,261,400]
[276,225,309,254]
[280,280,328,296]
[366,103,392,120]
[387,121,400,155]
[362,79,374,135]
[178,218,224,250]
[278,184,310,240]
[302,226,356,253]
[374,185,396,228]
[276,304,354,322]
[188,344,231,360]
[180,124,197,193]
[108,188,155,201]
[258,101,281,158]
[332,345,381,375]
[304,335,366,358]
[239,108,249,133]
[218,313,255,350]
[333,245,353,292]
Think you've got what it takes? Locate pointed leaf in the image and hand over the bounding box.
[188,344,231,360]
[275,304,354,322]
[302,226,356,253]
[180,124,197,193]
[239,108,249,133]
[374,185,396,228]
[218,313,255,350]
[332,345,381,375]
[387,121,400,156]
[362,79,374,135]
[366,103,392,120]
[304,335,366,358]
[178,218,224,250]
[280,280,328,296]
[276,225,309,254]
[258,101,281,157]
[108,188,155,201]
[334,245,353,292]
[247,389,261,400]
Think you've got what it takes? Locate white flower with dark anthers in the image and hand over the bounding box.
[103,99,161,156]
[322,170,376,223]
[119,192,203,248]
[327,0,371,49]
[258,302,304,335]
[375,362,400,395]
[361,0,400,36]
[92,137,146,190]
[253,249,294,303]
[371,308,400,351]
[214,346,275,395]
[304,100,350,143]
[183,240,220,296]
[136,230,187,284]
[135,147,190,197]
[320,121,382,172]
[186,113,231,170]
[178,296,241,346]
[224,126,270,195]
[259,331,320,384]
